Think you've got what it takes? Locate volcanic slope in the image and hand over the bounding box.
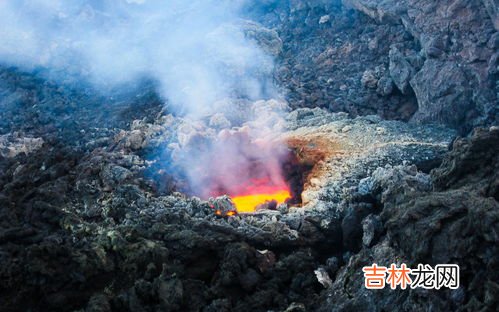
[1,101,463,311]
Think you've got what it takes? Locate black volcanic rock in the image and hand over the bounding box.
[319,127,499,311]
[247,0,497,133]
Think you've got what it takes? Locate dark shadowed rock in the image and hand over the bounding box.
[432,127,499,198]
[85,293,111,312]
[361,214,382,247]
[341,203,374,251]
[410,60,473,131]
[376,75,394,96]
[155,275,183,311]
[319,127,499,311]
[389,46,415,94]
[482,0,499,30]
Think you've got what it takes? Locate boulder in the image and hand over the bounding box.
[410,60,473,132]
[389,46,415,94]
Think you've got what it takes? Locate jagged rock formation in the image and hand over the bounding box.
[319,127,499,311]
[247,0,498,133]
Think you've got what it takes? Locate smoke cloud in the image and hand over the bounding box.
[0,0,290,204]
[174,99,290,199]
[0,0,278,116]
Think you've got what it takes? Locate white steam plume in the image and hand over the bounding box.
[0,0,290,202]
[0,0,278,116]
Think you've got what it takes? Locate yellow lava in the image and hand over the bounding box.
[231,190,291,213]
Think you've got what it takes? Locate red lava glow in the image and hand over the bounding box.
[214,209,237,217]
[229,183,291,213]
[179,129,296,214]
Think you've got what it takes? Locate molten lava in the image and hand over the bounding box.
[178,128,301,214]
[231,188,291,213]
[225,182,291,213]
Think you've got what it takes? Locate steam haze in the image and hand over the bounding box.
[0,0,289,203]
[0,0,277,116]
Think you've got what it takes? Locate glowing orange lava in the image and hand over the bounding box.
[231,188,291,213]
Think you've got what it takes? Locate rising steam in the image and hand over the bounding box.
[0,0,278,115]
[0,0,290,209]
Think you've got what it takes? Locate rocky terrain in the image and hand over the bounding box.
[0,0,498,312]
[247,0,498,133]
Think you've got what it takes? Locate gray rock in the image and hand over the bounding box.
[421,35,447,59]
[361,214,383,247]
[285,302,306,312]
[100,164,132,190]
[358,177,374,196]
[240,20,283,56]
[487,32,499,50]
[318,130,498,312]
[483,0,499,31]
[410,60,473,131]
[319,15,330,24]
[376,75,394,96]
[203,299,231,312]
[314,267,333,288]
[326,256,340,276]
[361,69,378,89]
[344,0,403,24]
[488,52,499,75]
[125,130,145,150]
[389,46,415,94]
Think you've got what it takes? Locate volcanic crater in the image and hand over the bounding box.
[1,0,498,311]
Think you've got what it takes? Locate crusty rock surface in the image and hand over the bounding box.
[0,86,458,311]
[247,0,498,133]
[319,127,499,311]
